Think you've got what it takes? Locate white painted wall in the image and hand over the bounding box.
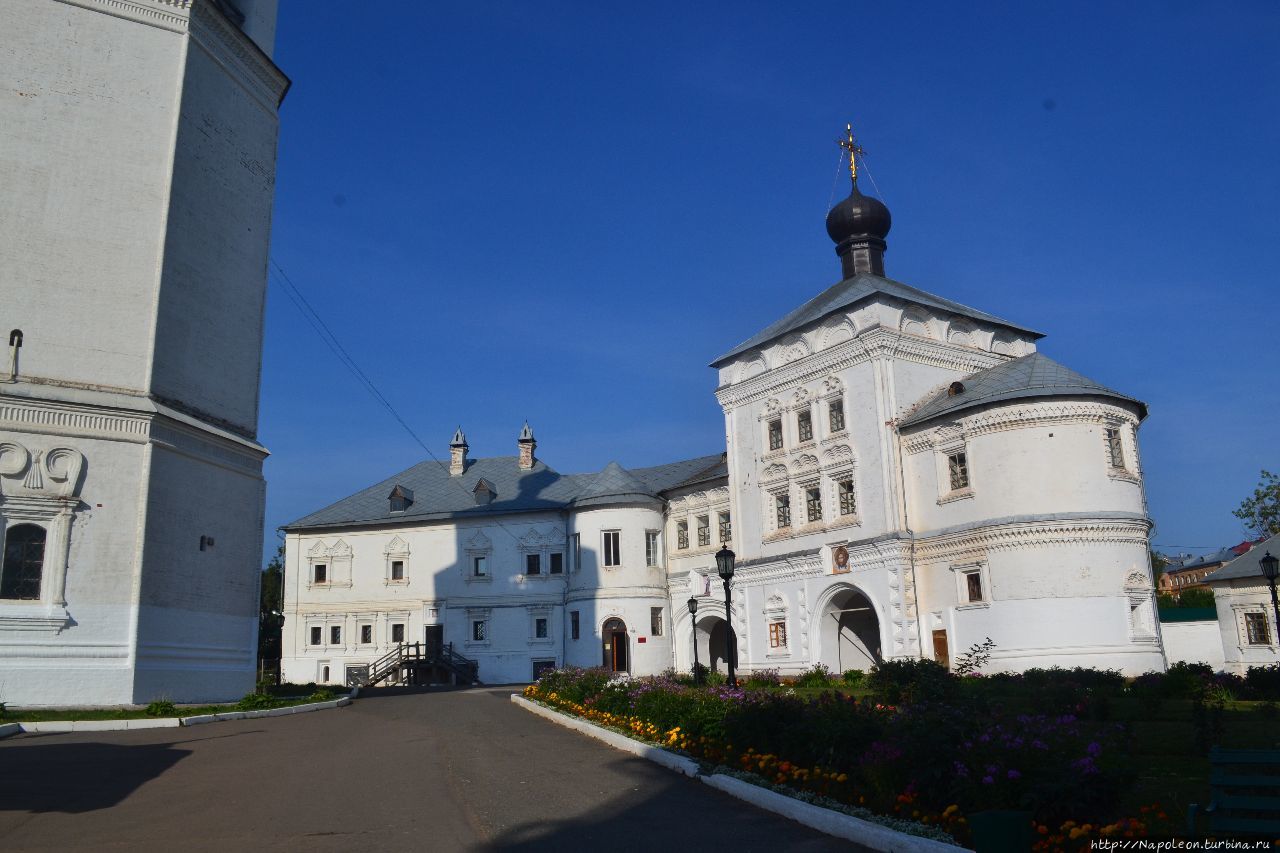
[1161,621,1227,671]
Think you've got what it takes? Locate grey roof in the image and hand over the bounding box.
[711,272,1043,368]
[283,451,724,531]
[1204,534,1280,584]
[899,352,1147,428]
[1168,548,1236,571]
[572,461,659,508]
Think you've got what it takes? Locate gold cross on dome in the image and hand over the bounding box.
[838,123,865,181]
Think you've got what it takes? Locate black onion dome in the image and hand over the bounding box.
[825,180,892,245]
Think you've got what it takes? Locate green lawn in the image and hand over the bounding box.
[2,694,330,723]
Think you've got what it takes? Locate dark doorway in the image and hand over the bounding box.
[602,617,628,673]
[707,618,737,673]
[933,629,949,670]
[424,625,443,657]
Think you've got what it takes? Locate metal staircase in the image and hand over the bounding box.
[357,641,480,688]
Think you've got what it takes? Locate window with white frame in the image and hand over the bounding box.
[805,485,823,523]
[330,625,342,645]
[602,530,621,567]
[570,610,580,640]
[718,512,731,543]
[837,478,857,516]
[0,524,46,600]
[472,619,486,641]
[953,563,989,607]
[768,418,783,451]
[963,571,984,603]
[677,521,689,550]
[1246,612,1271,645]
[797,410,813,443]
[650,607,663,636]
[645,531,659,566]
[948,452,970,491]
[360,624,372,644]
[526,553,541,575]
[775,492,792,529]
[697,515,710,547]
[313,563,328,584]
[769,621,787,648]
[310,626,322,646]
[472,555,488,577]
[549,552,564,574]
[390,560,405,581]
[828,398,845,434]
[391,623,405,643]
[1105,427,1125,470]
[764,594,789,653]
[535,617,549,639]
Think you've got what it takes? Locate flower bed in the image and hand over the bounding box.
[526,667,1174,850]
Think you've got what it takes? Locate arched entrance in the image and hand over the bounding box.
[707,619,737,673]
[602,617,629,673]
[818,586,881,674]
[690,614,736,673]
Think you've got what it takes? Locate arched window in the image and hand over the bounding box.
[2,524,46,600]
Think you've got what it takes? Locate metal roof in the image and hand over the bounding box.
[898,352,1147,428]
[1204,534,1280,584]
[283,452,723,531]
[711,272,1043,368]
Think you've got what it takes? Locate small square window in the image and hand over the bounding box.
[526,553,541,575]
[829,399,845,433]
[1106,427,1125,470]
[797,410,813,443]
[769,621,787,648]
[838,479,857,516]
[1246,612,1271,645]
[776,493,792,529]
[677,521,689,550]
[310,626,322,646]
[472,620,487,642]
[571,610,580,640]
[473,555,488,577]
[697,515,710,547]
[391,623,405,643]
[650,607,663,636]
[603,530,621,567]
[549,552,564,574]
[390,560,404,581]
[535,617,548,639]
[645,531,659,566]
[806,486,822,523]
[360,624,372,644]
[330,625,341,645]
[313,563,327,584]
[768,418,783,451]
[948,452,970,491]
[965,571,984,603]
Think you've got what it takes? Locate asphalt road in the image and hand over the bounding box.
[0,687,860,852]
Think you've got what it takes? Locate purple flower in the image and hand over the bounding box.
[1007,769,1021,780]
[1087,741,1102,756]
[981,775,995,785]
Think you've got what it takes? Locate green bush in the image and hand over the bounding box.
[1246,664,1280,700]
[306,688,336,702]
[534,667,613,704]
[745,668,782,688]
[867,659,953,705]
[144,700,177,717]
[841,669,866,687]
[235,692,279,711]
[795,663,835,688]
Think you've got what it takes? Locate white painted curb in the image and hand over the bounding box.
[511,693,971,852]
[510,694,699,777]
[702,774,969,853]
[0,692,355,737]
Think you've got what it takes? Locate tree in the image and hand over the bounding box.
[258,544,284,674]
[1234,470,1280,539]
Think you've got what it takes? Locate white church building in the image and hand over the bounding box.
[280,142,1164,685]
[1,0,287,705]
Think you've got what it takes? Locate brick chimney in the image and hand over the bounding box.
[517,421,536,470]
[449,427,468,476]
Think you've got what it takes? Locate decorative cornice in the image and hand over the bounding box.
[914,517,1152,563]
[52,0,191,33]
[0,396,149,443]
[902,400,1144,454]
[189,0,289,113]
[716,327,1001,411]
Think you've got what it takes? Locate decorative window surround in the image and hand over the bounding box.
[307,540,352,589]
[1124,572,1158,645]
[1233,604,1276,650]
[466,607,491,647]
[384,536,410,586]
[763,593,790,657]
[1105,422,1141,484]
[464,530,493,584]
[951,562,991,610]
[529,606,553,645]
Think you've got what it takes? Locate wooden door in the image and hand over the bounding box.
[611,632,628,671]
[424,625,443,656]
[932,630,949,670]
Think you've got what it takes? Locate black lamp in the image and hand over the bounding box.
[715,547,737,687]
[687,597,700,684]
[1262,551,1280,645]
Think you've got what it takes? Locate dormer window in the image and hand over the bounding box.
[473,478,496,505]
[947,381,965,397]
[388,485,414,513]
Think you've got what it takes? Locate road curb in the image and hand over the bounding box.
[510,693,969,851]
[0,691,355,737]
[510,693,699,777]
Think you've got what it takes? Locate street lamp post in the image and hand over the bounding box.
[716,546,737,688]
[1260,551,1280,647]
[687,597,701,685]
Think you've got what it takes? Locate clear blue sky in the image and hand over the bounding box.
[261,1,1280,563]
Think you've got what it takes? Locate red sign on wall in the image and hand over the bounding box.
[638,637,647,643]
